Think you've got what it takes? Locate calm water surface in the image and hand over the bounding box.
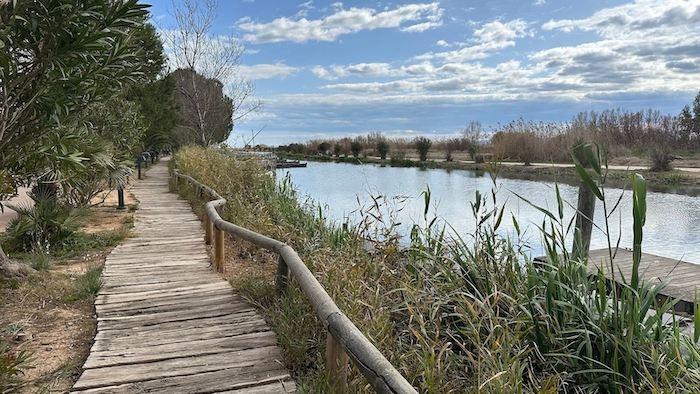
[277,162,700,262]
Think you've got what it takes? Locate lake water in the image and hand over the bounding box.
[277,162,700,263]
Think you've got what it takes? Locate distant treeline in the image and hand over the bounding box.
[275,92,700,170]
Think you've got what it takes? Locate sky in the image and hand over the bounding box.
[147,0,700,146]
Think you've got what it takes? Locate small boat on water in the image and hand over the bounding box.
[276,159,307,169]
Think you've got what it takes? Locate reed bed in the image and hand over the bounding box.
[173,146,700,393]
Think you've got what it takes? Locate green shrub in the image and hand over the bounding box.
[4,193,85,253]
[376,139,389,160]
[29,251,51,271]
[414,136,432,161]
[650,147,674,171]
[73,265,103,300]
[0,340,32,392]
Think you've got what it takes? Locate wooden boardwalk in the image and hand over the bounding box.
[586,248,698,314]
[72,161,295,393]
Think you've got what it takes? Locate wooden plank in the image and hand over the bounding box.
[74,346,285,390]
[92,320,269,350]
[73,364,294,393]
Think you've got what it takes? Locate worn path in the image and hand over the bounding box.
[72,160,295,393]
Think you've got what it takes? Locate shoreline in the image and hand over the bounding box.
[279,153,700,196]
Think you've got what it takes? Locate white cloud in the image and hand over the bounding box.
[417,19,532,62]
[237,63,298,80]
[312,63,397,80]
[237,2,443,43]
[301,1,699,105]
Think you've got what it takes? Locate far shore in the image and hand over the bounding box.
[278,152,700,196]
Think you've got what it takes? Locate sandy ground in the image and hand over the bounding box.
[0,187,136,392]
[0,187,33,232]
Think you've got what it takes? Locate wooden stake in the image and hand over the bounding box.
[204,215,213,245]
[214,226,224,273]
[276,255,289,295]
[326,332,349,393]
[573,184,596,259]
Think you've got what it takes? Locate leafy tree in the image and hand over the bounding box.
[126,75,181,152]
[171,68,234,146]
[0,0,149,275]
[350,140,363,158]
[317,142,330,154]
[131,22,167,82]
[333,142,342,157]
[414,137,432,162]
[376,138,390,160]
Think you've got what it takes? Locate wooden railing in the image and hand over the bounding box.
[171,170,417,394]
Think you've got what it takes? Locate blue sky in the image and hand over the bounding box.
[147,0,700,146]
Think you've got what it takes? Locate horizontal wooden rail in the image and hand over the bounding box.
[171,170,417,394]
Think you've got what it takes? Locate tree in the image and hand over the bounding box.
[167,0,259,146]
[350,140,363,158]
[376,138,390,160]
[692,91,700,133]
[463,121,483,160]
[333,142,342,157]
[414,137,432,162]
[171,68,233,146]
[318,142,330,155]
[126,75,181,152]
[0,0,149,275]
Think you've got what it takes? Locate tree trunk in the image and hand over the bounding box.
[0,244,34,278]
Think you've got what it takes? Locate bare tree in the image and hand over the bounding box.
[167,0,259,146]
[463,121,483,160]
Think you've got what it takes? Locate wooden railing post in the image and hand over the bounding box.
[326,332,349,393]
[214,225,225,272]
[204,215,213,245]
[276,255,289,295]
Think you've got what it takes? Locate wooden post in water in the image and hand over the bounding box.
[573,185,595,258]
[214,226,225,272]
[326,332,349,393]
[572,144,596,259]
[276,255,289,295]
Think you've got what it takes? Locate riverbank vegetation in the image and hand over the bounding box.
[174,145,700,393]
[276,92,700,173]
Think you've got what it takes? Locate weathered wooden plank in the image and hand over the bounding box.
[72,363,294,393]
[74,346,285,390]
[92,319,269,350]
[85,331,278,368]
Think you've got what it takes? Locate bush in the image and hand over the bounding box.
[29,251,50,271]
[414,136,432,162]
[650,148,674,171]
[0,340,32,392]
[4,193,85,253]
[350,140,362,158]
[376,139,389,160]
[73,265,103,300]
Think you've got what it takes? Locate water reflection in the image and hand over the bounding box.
[278,162,700,263]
